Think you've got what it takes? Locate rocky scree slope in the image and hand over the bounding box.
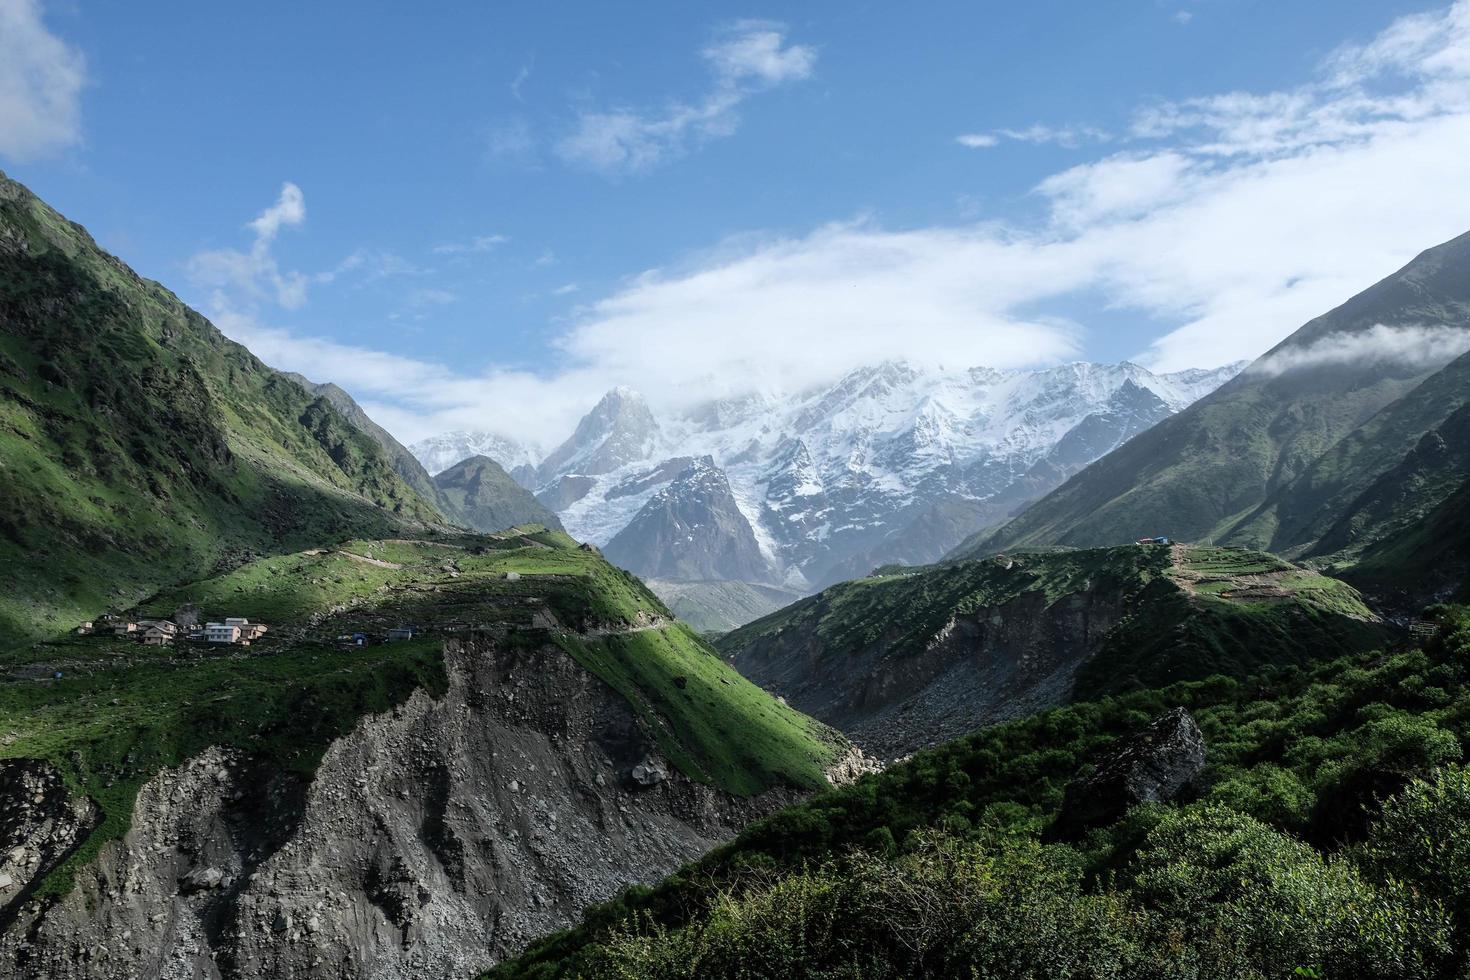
[0,531,867,978]
[413,363,1241,594]
[975,229,1470,559]
[0,171,444,653]
[719,544,1387,758]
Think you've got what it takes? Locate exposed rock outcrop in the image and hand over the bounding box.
[1048,707,1206,841]
[0,634,814,979]
[0,760,98,921]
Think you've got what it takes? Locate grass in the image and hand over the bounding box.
[0,170,445,654]
[554,624,841,796]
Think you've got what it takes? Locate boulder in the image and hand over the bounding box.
[629,756,668,788]
[1048,707,1205,841]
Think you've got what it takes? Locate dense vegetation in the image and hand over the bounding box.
[0,171,444,652]
[492,606,1470,979]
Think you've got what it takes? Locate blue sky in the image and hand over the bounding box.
[4,0,1470,444]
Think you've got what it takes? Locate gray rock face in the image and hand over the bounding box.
[0,759,98,918]
[1049,707,1206,841]
[726,568,1138,759]
[0,635,810,979]
[603,457,771,584]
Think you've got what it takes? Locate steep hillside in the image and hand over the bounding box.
[0,171,444,651]
[978,231,1470,556]
[434,455,565,533]
[0,529,864,977]
[1245,351,1470,557]
[1346,475,1470,606]
[720,545,1386,757]
[285,373,450,513]
[493,608,1470,980]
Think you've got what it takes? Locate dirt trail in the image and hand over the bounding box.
[335,550,402,570]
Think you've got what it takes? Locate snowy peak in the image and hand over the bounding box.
[411,430,538,477]
[538,387,660,481]
[410,359,1244,593]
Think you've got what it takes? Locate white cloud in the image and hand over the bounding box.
[187,182,310,309]
[957,124,1110,150]
[956,133,999,148]
[556,21,815,175]
[432,234,509,255]
[221,2,1470,446]
[0,0,86,161]
[1249,324,1470,377]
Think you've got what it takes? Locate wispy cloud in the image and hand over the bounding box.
[956,123,1111,150]
[432,234,509,255]
[555,20,815,175]
[1250,324,1470,377]
[0,0,86,161]
[186,183,310,308]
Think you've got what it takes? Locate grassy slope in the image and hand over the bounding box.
[1,529,841,898]
[1348,477,1470,604]
[433,455,566,534]
[490,607,1470,979]
[1245,350,1470,557]
[979,230,1470,557]
[719,545,1386,699]
[0,171,444,652]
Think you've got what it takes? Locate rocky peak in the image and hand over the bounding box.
[603,457,772,583]
[538,387,660,481]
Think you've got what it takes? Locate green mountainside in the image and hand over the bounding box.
[1346,475,1470,605]
[717,545,1385,756]
[434,454,566,534]
[491,606,1470,980]
[1242,350,1470,560]
[1,527,845,897]
[285,373,451,515]
[0,171,446,652]
[975,230,1470,559]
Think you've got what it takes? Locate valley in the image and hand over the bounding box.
[3,64,1470,977]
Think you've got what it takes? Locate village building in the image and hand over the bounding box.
[139,622,178,646]
[205,622,241,645]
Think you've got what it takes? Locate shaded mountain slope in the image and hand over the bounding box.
[719,545,1385,758]
[285,373,452,515]
[434,454,565,533]
[0,171,443,651]
[978,231,1470,556]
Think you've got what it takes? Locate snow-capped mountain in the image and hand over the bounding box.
[411,430,540,481]
[410,360,1244,590]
